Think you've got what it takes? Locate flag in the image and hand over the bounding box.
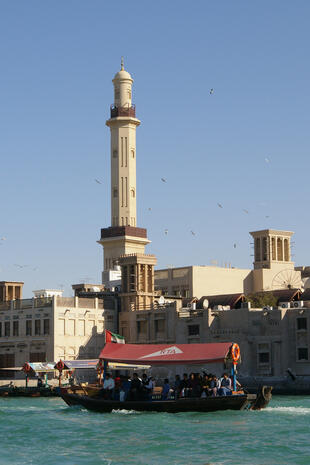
[105,329,125,344]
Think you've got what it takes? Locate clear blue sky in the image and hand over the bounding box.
[1,1,309,297]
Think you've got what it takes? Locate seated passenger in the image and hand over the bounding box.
[129,373,142,401]
[209,375,219,396]
[161,379,170,400]
[189,373,201,398]
[201,374,210,398]
[179,373,189,397]
[141,374,155,400]
[219,373,232,396]
[103,373,115,399]
[120,376,131,401]
[173,375,181,399]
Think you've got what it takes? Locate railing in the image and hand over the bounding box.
[110,104,136,118]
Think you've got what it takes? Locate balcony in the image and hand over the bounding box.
[110,104,136,118]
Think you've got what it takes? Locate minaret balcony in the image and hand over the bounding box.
[110,104,136,118]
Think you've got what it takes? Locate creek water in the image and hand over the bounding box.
[0,395,309,465]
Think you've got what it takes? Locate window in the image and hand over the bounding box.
[43,319,50,335]
[26,320,32,336]
[255,238,261,261]
[78,320,85,336]
[262,237,267,261]
[258,352,269,364]
[0,322,2,337]
[4,322,10,337]
[297,318,307,331]
[155,319,165,333]
[188,325,200,336]
[13,321,19,337]
[30,352,46,362]
[67,319,75,336]
[298,348,308,361]
[35,320,41,336]
[137,320,147,334]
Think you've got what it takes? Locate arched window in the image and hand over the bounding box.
[131,188,135,198]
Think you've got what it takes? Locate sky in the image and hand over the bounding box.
[0,1,309,297]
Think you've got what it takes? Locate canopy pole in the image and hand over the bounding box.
[103,361,108,383]
[25,374,28,388]
[232,363,237,391]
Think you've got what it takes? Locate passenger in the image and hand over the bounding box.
[179,373,189,397]
[37,377,43,388]
[129,372,142,401]
[209,375,219,396]
[201,373,210,398]
[103,373,115,399]
[141,374,155,400]
[120,375,131,401]
[189,373,201,398]
[161,378,170,400]
[113,376,121,400]
[219,373,232,396]
[174,374,181,398]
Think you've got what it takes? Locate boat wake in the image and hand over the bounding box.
[111,409,141,415]
[266,406,310,415]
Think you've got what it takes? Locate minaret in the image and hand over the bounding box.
[98,60,150,285]
[107,57,139,228]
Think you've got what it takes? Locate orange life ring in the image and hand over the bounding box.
[231,343,240,362]
[23,363,31,373]
[57,360,65,372]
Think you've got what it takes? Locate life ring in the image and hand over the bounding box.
[23,363,31,373]
[56,360,65,372]
[231,343,240,362]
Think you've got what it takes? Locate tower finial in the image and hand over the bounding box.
[121,56,124,70]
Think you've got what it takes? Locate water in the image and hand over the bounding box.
[0,396,309,465]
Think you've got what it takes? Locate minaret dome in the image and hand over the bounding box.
[112,58,133,108]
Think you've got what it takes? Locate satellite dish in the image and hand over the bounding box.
[202,299,209,309]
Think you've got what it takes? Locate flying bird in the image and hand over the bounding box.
[217,203,223,209]
[164,229,168,235]
[94,179,102,184]
[265,215,270,218]
[1,237,6,241]
[161,178,167,183]
[148,207,152,211]
[210,88,214,95]
[243,209,249,214]
[233,243,237,249]
[14,264,28,269]
[265,157,270,164]
[191,231,196,236]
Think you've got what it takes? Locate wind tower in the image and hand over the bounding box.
[98,59,150,286]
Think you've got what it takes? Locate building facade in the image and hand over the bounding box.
[0,295,117,373]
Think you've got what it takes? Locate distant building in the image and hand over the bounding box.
[0,295,117,374]
[155,229,302,298]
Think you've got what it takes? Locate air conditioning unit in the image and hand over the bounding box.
[213,305,223,310]
[292,301,304,308]
[281,302,290,309]
[187,302,192,308]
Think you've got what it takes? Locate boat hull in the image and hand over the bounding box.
[59,391,259,413]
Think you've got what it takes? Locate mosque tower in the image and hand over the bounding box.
[98,59,150,286]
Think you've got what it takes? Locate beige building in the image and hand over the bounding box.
[155,229,302,298]
[0,295,117,373]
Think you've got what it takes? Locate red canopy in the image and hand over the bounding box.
[99,342,234,365]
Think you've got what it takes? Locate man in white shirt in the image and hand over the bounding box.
[103,373,115,399]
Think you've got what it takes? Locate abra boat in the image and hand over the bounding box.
[58,342,272,413]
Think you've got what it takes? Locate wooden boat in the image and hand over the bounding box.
[57,342,272,413]
[59,385,272,413]
[0,386,58,397]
